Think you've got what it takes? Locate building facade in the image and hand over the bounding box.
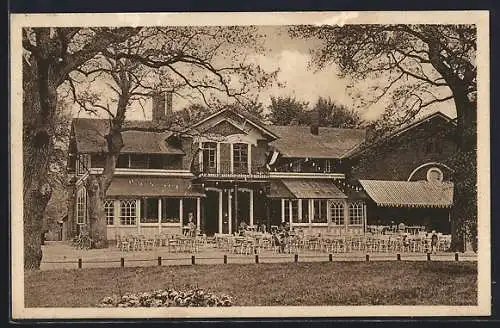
[66,94,457,240]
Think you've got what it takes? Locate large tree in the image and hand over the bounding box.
[266,96,309,125]
[22,27,141,269]
[290,24,477,250]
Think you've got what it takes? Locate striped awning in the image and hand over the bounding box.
[359,180,454,208]
[281,179,347,199]
[107,177,205,198]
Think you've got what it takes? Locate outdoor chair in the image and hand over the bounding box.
[167,238,179,253]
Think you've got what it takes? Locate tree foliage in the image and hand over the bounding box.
[266,95,362,128]
[290,24,476,149]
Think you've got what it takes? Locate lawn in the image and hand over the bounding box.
[25,261,477,307]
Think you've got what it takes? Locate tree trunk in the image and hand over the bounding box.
[86,176,108,248]
[23,55,57,269]
[445,83,477,252]
[65,180,77,240]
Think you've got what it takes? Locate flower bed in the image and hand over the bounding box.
[97,288,233,307]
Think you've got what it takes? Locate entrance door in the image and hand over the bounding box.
[204,190,219,235]
[233,190,250,229]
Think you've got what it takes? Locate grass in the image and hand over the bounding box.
[25,261,477,307]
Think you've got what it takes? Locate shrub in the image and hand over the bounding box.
[97,287,233,307]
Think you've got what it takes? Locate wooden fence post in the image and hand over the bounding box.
[158,256,162,266]
[120,257,125,267]
[78,258,82,269]
[365,254,370,261]
[224,254,227,264]
[294,254,299,263]
[455,253,459,261]
[255,254,259,264]
[191,255,196,265]
[427,253,431,261]
[397,253,401,261]
[329,253,333,262]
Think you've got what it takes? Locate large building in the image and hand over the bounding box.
[65,93,457,240]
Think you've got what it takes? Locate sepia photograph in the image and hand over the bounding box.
[10,11,490,319]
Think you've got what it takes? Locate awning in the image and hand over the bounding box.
[268,180,294,198]
[281,179,347,199]
[107,177,205,198]
[359,180,454,208]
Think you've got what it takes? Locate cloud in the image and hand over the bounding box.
[313,12,360,27]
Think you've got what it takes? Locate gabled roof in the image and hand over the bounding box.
[72,118,184,155]
[267,125,366,159]
[188,108,279,140]
[344,111,456,159]
[359,180,454,208]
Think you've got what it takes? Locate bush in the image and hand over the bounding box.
[97,287,233,308]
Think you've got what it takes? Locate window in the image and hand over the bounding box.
[329,201,344,225]
[140,198,159,223]
[233,143,248,172]
[203,142,217,169]
[348,202,364,225]
[149,155,164,169]
[313,199,328,223]
[104,200,114,225]
[120,200,137,225]
[292,161,302,173]
[161,198,180,223]
[76,154,90,176]
[129,154,149,169]
[427,167,444,182]
[284,199,299,222]
[117,154,129,168]
[301,200,310,223]
[324,159,333,173]
[76,187,87,224]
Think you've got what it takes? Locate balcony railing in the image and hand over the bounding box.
[193,160,269,179]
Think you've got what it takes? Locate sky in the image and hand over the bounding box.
[70,25,457,123]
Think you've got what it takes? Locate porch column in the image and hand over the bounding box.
[249,189,254,226]
[228,190,232,234]
[216,143,221,174]
[344,200,349,235]
[218,190,223,233]
[363,202,367,235]
[309,199,313,223]
[179,198,184,232]
[281,198,285,223]
[298,199,303,226]
[158,198,162,234]
[114,200,121,238]
[230,143,234,174]
[289,199,293,226]
[234,184,239,229]
[136,199,141,234]
[196,197,201,232]
[247,143,252,174]
[198,141,203,169]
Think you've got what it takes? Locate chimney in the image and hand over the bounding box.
[152,90,173,121]
[310,107,320,135]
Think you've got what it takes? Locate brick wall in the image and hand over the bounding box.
[349,117,457,181]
